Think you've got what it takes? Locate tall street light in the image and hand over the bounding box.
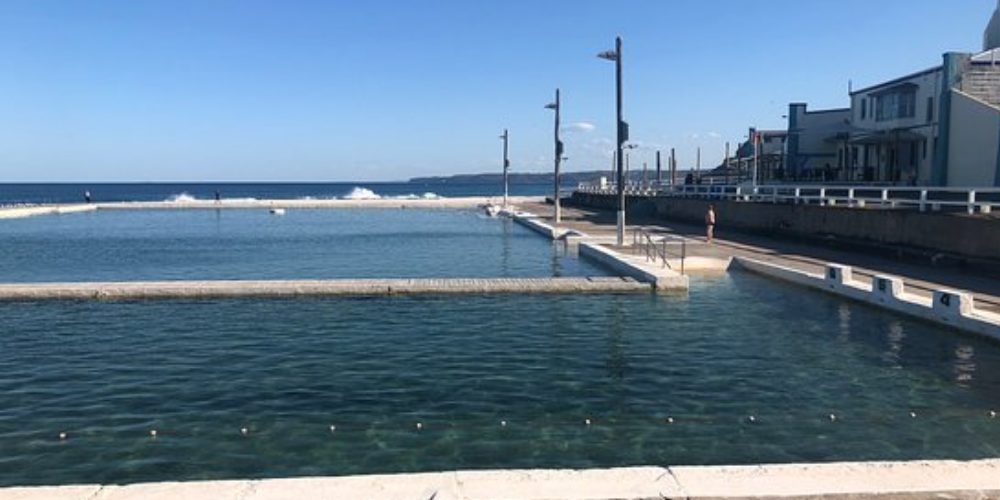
[598,36,627,246]
[500,129,510,208]
[545,89,563,224]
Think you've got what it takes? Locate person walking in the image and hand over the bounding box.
[84,190,92,204]
[705,204,716,244]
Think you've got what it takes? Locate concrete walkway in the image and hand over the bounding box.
[524,202,1000,314]
[3,460,999,499]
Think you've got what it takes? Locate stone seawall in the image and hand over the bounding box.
[571,192,1000,263]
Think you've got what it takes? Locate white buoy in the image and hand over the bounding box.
[329,425,336,433]
[747,415,756,423]
[58,432,67,440]
[829,414,837,422]
[150,429,158,438]
[500,420,507,427]
[415,422,423,431]
[240,427,249,436]
[910,411,917,419]
[585,418,592,426]
[990,410,997,419]
[666,417,674,424]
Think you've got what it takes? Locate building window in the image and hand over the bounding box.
[861,99,867,120]
[875,89,916,122]
[926,96,934,123]
[922,139,927,159]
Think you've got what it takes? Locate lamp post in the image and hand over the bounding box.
[598,36,627,246]
[500,129,510,208]
[545,89,563,224]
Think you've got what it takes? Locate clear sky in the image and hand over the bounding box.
[0,0,995,182]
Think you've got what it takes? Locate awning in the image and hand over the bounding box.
[849,129,926,145]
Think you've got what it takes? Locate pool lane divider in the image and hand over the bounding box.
[4,460,1000,500]
[735,257,1000,342]
[512,213,691,292]
[0,277,652,301]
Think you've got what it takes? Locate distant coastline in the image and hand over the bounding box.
[409,171,610,185]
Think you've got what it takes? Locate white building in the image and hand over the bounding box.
[845,1,1000,186]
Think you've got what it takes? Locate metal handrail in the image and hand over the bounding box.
[632,227,687,275]
[578,182,1000,215]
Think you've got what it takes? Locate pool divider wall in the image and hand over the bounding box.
[0,278,652,301]
[735,257,1000,341]
[0,204,97,219]
[4,460,1000,500]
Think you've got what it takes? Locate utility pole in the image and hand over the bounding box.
[724,142,730,185]
[670,148,677,187]
[598,36,627,246]
[655,150,662,187]
[545,89,563,223]
[500,129,510,207]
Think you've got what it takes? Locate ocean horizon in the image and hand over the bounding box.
[0,181,554,205]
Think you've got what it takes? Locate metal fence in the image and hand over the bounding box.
[578,182,1000,215]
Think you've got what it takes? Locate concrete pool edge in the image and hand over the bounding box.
[512,213,693,292]
[733,256,1000,342]
[3,460,999,499]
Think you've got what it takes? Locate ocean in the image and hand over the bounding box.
[0,182,552,205]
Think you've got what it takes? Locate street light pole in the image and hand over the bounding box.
[599,36,626,246]
[500,129,510,208]
[545,89,563,223]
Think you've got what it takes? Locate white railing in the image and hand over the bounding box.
[577,182,1000,215]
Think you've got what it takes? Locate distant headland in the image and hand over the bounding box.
[408,171,610,185]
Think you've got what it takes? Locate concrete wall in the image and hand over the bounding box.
[948,90,1000,187]
[658,198,1000,262]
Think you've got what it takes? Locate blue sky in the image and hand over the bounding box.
[0,0,995,182]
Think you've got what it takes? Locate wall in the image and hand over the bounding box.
[947,90,1000,187]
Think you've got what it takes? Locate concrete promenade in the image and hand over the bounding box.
[4,460,1000,499]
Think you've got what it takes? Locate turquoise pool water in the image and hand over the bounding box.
[0,209,606,281]
[1,273,999,486]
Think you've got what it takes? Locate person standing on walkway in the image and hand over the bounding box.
[84,190,91,204]
[705,204,716,244]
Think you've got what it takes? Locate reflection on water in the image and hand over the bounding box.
[954,344,976,386]
[838,303,851,343]
[605,297,629,383]
[550,240,564,277]
[883,321,906,365]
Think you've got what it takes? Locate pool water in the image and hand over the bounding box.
[0,209,606,282]
[1,273,998,486]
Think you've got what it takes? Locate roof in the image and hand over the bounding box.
[850,65,943,96]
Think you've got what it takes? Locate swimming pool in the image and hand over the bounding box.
[0,208,607,282]
[1,273,998,486]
